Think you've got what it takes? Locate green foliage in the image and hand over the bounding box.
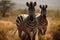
[0,0,15,17]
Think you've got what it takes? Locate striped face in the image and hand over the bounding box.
[26,2,37,21]
[39,5,48,17]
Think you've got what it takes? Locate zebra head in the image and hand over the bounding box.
[26,2,37,21]
[39,5,48,18]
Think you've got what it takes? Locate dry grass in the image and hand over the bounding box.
[0,10,60,40]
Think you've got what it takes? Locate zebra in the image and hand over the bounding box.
[16,2,38,40]
[37,5,48,40]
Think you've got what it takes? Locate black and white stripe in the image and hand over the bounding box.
[37,5,48,40]
[16,15,38,40]
[16,2,38,40]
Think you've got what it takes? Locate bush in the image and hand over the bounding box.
[0,31,7,40]
[50,25,60,40]
[53,25,60,40]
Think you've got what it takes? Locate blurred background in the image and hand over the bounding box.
[0,0,60,40]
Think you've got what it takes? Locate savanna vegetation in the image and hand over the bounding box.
[0,0,60,40]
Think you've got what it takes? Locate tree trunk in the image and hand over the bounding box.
[2,11,6,17]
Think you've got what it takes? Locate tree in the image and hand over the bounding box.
[0,0,15,17]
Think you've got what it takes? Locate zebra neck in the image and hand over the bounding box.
[41,9,46,16]
[40,14,46,19]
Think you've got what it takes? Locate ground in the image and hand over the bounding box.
[0,14,60,40]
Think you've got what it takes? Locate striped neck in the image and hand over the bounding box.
[41,9,46,18]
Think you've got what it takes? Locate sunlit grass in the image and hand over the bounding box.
[0,9,60,40]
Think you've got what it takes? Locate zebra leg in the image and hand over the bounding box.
[32,31,37,40]
[21,32,27,40]
[26,32,31,40]
[18,31,31,40]
[17,29,22,40]
[21,31,31,40]
[21,32,31,40]
[38,29,42,40]
[32,29,37,40]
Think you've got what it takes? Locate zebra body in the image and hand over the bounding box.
[16,2,37,40]
[37,5,48,40]
[16,15,37,32]
[16,16,37,40]
[37,15,48,34]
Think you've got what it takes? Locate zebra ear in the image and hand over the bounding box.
[34,2,37,6]
[45,5,48,8]
[39,5,42,8]
[26,2,29,7]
